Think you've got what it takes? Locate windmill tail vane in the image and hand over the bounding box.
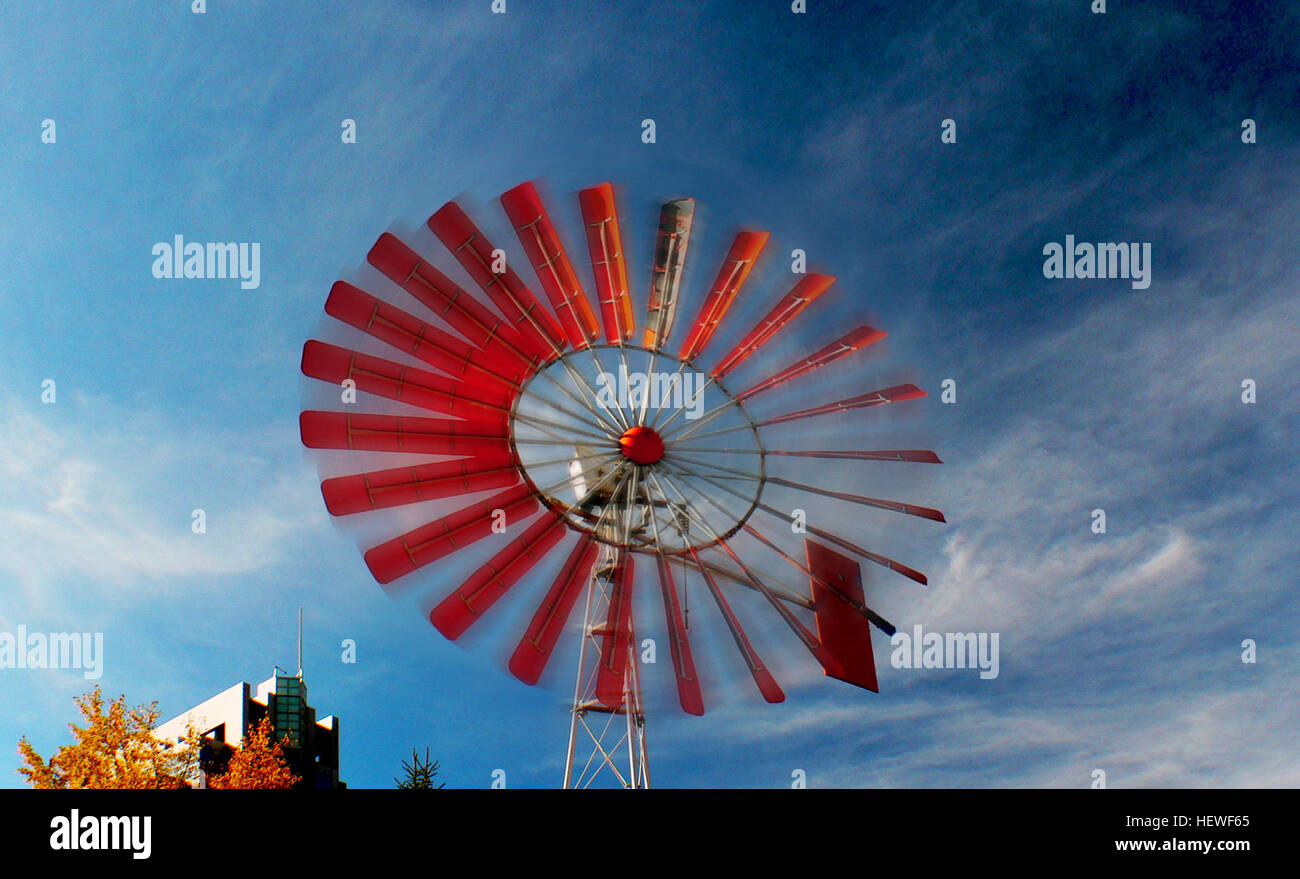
[299,179,945,788]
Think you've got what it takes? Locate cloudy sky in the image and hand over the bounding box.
[1,0,1296,788]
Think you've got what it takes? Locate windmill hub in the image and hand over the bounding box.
[511,344,765,553]
[619,426,665,465]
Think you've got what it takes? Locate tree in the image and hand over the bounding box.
[205,715,300,789]
[396,747,445,789]
[18,686,201,789]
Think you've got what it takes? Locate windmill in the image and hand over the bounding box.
[299,180,944,788]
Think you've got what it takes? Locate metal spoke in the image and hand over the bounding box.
[513,436,617,448]
[514,411,614,445]
[660,420,754,445]
[527,369,623,438]
[661,447,942,463]
[653,468,820,653]
[662,449,763,483]
[659,392,740,442]
[654,465,807,605]
[650,368,720,435]
[586,345,632,432]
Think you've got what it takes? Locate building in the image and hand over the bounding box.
[155,670,345,789]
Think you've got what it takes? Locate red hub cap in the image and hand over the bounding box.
[618,426,665,465]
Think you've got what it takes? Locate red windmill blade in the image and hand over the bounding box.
[643,198,694,350]
[578,183,635,344]
[366,232,544,374]
[710,272,836,378]
[500,181,601,350]
[428,200,568,363]
[299,180,945,788]
[679,230,768,363]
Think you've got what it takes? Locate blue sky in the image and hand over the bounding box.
[1,0,1297,788]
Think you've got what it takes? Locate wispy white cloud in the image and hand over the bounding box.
[0,394,324,606]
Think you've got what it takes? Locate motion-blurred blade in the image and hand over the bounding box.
[688,548,784,703]
[738,325,887,400]
[363,484,538,585]
[325,281,529,388]
[678,230,768,362]
[299,411,509,456]
[760,383,926,427]
[711,273,835,377]
[509,534,600,685]
[320,451,520,516]
[768,448,942,463]
[500,182,601,350]
[578,183,635,344]
[656,553,705,715]
[427,201,567,362]
[766,476,946,522]
[300,340,512,418]
[366,233,541,373]
[429,511,567,640]
[758,503,928,585]
[714,540,845,680]
[644,198,694,350]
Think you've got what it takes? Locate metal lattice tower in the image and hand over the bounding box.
[562,448,651,788]
[563,543,650,789]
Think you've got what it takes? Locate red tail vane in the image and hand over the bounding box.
[578,183,635,344]
[509,534,599,685]
[711,272,835,377]
[500,182,601,350]
[363,484,538,585]
[806,540,879,692]
[429,511,566,640]
[427,201,567,362]
[679,230,768,363]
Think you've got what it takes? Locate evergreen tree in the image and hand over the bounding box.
[396,747,445,789]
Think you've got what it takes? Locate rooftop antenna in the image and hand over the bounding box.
[297,607,303,679]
